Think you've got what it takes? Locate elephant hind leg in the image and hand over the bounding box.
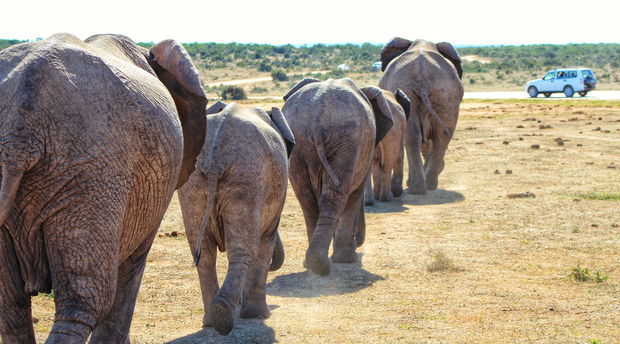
[332,185,365,263]
[0,230,36,344]
[89,237,153,344]
[425,138,448,191]
[391,144,405,198]
[240,221,278,319]
[206,208,261,335]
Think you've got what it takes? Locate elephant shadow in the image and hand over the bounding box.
[266,257,385,298]
[365,189,464,213]
[165,313,277,344]
[401,188,465,206]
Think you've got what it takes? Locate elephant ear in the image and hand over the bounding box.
[283,78,320,101]
[361,86,394,145]
[147,39,208,189]
[206,101,228,115]
[267,107,296,158]
[395,89,411,121]
[380,37,412,72]
[436,41,463,79]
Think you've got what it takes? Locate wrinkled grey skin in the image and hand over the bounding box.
[178,102,294,335]
[0,33,207,344]
[282,78,393,276]
[364,89,411,205]
[379,38,463,194]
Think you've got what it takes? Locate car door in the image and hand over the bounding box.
[566,70,581,91]
[539,71,556,92]
[555,70,568,91]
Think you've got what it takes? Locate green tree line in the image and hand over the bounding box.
[3,39,619,75]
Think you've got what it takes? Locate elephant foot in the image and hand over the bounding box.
[364,197,375,206]
[206,296,235,335]
[391,185,404,198]
[305,249,331,276]
[408,185,427,195]
[426,179,438,191]
[45,333,88,344]
[378,193,394,203]
[240,300,271,319]
[331,248,357,264]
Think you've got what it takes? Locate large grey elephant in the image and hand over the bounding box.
[0,33,207,344]
[364,89,411,205]
[178,101,294,335]
[379,38,463,194]
[282,78,393,276]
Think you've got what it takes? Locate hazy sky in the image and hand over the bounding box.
[2,0,618,46]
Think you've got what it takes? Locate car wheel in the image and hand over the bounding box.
[563,85,574,97]
[528,86,538,98]
[544,92,551,98]
[578,91,588,97]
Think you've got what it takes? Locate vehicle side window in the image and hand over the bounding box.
[543,72,556,80]
[557,71,566,79]
[581,70,593,78]
[568,71,577,78]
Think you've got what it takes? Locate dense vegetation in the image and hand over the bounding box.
[3,39,619,88]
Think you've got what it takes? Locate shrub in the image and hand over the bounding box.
[570,265,608,283]
[426,249,461,272]
[271,69,288,81]
[221,86,247,100]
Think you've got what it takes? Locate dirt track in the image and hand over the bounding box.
[30,100,620,343]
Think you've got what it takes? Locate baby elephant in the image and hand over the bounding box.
[364,89,411,205]
[283,78,394,276]
[178,102,295,335]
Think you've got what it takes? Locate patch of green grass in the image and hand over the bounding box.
[574,192,620,201]
[570,265,608,283]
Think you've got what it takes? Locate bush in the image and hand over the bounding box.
[271,69,289,81]
[258,62,272,72]
[570,265,608,283]
[221,86,247,100]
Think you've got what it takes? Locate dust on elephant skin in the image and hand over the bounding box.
[0,33,206,344]
[379,38,464,195]
[178,103,293,335]
[282,78,394,276]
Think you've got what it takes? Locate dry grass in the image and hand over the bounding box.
[29,100,620,343]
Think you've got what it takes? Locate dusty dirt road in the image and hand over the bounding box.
[30,100,620,343]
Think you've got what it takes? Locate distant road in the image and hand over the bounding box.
[464,90,620,100]
[206,70,329,88]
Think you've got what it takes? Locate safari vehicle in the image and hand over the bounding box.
[525,68,596,98]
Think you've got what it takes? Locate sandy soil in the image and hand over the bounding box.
[29,100,620,344]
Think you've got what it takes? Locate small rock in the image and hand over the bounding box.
[576,143,583,147]
[503,140,509,145]
[591,224,599,228]
[506,170,513,174]
[507,192,536,199]
[518,137,524,141]
[494,169,500,174]
[475,142,484,145]
[531,144,540,149]
[598,117,602,120]
[516,125,525,128]
[556,140,564,146]
[573,198,581,202]
[32,317,39,324]
[593,127,601,131]
[612,224,618,228]
[608,165,616,169]
[586,162,594,165]
[171,231,178,237]
[539,124,552,129]
[548,307,556,312]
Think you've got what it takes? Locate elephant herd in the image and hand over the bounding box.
[0,33,463,343]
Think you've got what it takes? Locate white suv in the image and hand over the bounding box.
[525,68,596,98]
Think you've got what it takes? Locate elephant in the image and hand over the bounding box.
[364,89,411,205]
[0,33,207,344]
[379,38,464,194]
[178,101,294,335]
[282,78,394,276]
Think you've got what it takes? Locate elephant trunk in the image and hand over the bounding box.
[269,231,284,271]
[0,165,24,228]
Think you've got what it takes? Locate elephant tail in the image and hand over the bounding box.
[0,165,24,228]
[419,91,452,139]
[269,231,285,271]
[193,174,218,266]
[314,138,340,186]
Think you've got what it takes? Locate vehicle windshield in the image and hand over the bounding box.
[581,70,594,78]
[543,71,556,80]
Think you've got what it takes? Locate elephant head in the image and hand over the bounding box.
[380,38,463,79]
[146,40,208,189]
[360,86,395,145]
